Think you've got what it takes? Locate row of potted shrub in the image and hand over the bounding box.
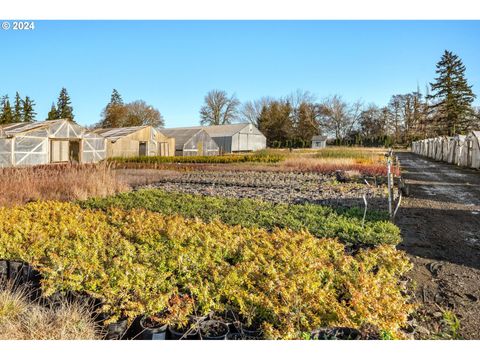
[0,202,412,339]
[80,189,400,247]
[109,152,285,166]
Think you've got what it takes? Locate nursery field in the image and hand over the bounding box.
[0,146,418,340]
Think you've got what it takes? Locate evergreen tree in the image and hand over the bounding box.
[56,87,74,120]
[0,96,14,124]
[99,89,126,128]
[109,89,123,106]
[258,100,293,147]
[47,103,59,120]
[13,92,23,122]
[427,50,476,135]
[22,96,37,122]
[295,102,319,146]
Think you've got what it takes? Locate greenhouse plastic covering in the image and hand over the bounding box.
[0,119,107,167]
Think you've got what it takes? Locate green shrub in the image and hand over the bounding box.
[0,201,412,339]
[80,189,401,247]
[109,152,285,165]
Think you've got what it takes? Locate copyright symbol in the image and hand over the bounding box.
[2,21,10,30]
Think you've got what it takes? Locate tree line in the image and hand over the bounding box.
[2,50,478,146]
[0,87,74,125]
[198,50,479,147]
[0,92,36,124]
[0,87,165,129]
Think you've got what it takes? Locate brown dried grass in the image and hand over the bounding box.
[0,163,129,207]
[0,285,100,340]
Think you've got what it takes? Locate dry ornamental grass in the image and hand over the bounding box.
[0,163,128,207]
[0,285,99,340]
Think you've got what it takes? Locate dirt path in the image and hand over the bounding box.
[395,152,480,339]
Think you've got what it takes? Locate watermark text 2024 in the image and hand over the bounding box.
[1,21,35,30]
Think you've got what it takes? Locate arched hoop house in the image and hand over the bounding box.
[0,119,106,167]
[466,131,480,169]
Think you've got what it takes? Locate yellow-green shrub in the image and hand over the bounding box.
[0,201,413,338]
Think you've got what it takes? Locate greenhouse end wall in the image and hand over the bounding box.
[0,120,107,167]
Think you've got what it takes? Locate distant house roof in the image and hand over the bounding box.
[93,126,149,142]
[160,128,206,149]
[312,135,327,141]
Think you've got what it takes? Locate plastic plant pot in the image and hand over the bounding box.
[139,316,168,340]
[199,320,229,340]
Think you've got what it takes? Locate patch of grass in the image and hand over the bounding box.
[80,189,400,247]
[441,310,462,339]
[313,147,384,160]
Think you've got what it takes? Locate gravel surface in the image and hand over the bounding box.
[396,152,480,339]
[139,170,389,209]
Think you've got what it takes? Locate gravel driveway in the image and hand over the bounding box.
[395,152,480,339]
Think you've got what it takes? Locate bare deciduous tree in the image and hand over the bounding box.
[318,95,363,143]
[240,97,273,127]
[200,90,240,126]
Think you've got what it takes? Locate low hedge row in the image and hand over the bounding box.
[81,189,401,247]
[0,201,412,339]
[109,152,284,165]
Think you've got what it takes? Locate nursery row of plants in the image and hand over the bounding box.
[81,189,400,247]
[109,151,285,165]
[0,201,412,339]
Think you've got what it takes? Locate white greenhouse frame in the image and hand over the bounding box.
[0,119,107,167]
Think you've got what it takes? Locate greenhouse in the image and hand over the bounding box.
[466,131,480,169]
[93,125,175,158]
[161,128,220,156]
[412,130,480,170]
[0,119,107,167]
[162,124,266,154]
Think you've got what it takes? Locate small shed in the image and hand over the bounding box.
[466,131,480,169]
[93,125,175,158]
[161,128,220,156]
[0,119,106,167]
[311,135,327,149]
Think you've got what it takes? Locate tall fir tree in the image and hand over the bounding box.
[22,96,37,122]
[109,89,123,106]
[13,92,23,122]
[47,103,59,120]
[99,89,126,128]
[427,50,476,135]
[0,95,14,124]
[56,87,74,120]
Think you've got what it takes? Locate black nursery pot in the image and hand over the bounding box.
[167,324,200,340]
[139,316,168,340]
[311,327,362,340]
[104,318,129,340]
[0,260,8,283]
[199,320,229,340]
[1,260,42,298]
